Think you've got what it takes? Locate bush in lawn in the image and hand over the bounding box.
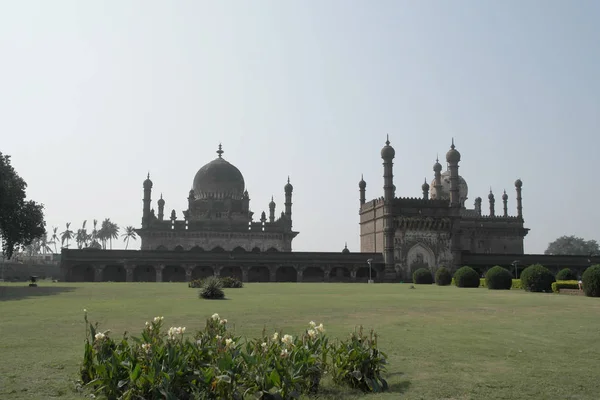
[80,312,389,399]
[199,276,225,299]
[221,276,244,288]
[412,268,433,284]
[582,265,600,297]
[453,266,480,288]
[551,280,580,293]
[188,278,204,288]
[556,268,577,281]
[485,266,513,290]
[435,267,452,286]
[520,264,555,292]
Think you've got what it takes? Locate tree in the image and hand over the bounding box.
[121,226,137,250]
[544,235,600,256]
[0,152,46,259]
[61,222,74,249]
[50,227,60,253]
[75,220,91,249]
[98,218,119,249]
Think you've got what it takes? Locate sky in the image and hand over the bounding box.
[1,0,599,253]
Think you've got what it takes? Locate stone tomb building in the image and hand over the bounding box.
[360,137,529,281]
[62,145,383,282]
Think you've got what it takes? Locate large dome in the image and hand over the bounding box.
[430,170,468,206]
[192,154,245,200]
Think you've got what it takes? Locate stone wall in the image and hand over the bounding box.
[0,262,63,281]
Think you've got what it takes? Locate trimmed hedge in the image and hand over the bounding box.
[450,278,522,289]
[413,268,433,284]
[556,268,577,281]
[435,267,452,286]
[453,266,480,288]
[520,264,555,292]
[582,265,600,297]
[485,266,512,290]
[551,280,580,293]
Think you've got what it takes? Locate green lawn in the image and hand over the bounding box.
[1,282,599,399]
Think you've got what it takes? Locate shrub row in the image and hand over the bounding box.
[551,280,580,293]
[189,276,243,289]
[81,313,389,399]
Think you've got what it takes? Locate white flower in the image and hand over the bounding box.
[141,343,151,354]
[225,338,235,348]
[83,309,87,313]
[94,332,106,342]
[280,348,289,358]
[261,342,268,351]
[167,326,186,340]
[316,323,325,333]
[211,313,220,321]
[216,335,222,340]
[220,318,228,325]
[145,321,150,327]
[281,334,294,347]
[196,339,202,346]
[153,316,164,323]
[272,332,279,341]
[307,329,317,339]
[309,321,316,328]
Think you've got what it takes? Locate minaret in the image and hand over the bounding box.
[359,174,366,205]
[381,135,396,282]
[488,189,495,217]
[157,193,165,221]
[421,178,430,200]
[188,189,195,209]
[284,177,293,227]
[502,190,508,217]
[515,179,523,219]
[269,196,276,223]
[446,139,461,208]
[475,197,482,216]
[433,156,443,199]
[142,173,153,227]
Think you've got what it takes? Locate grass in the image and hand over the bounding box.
[1,282,600,399]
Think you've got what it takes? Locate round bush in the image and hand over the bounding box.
[485,266,512,290]
[520,264,555,292]
[582,265,600,297]
[221,276,244,288]
[556,268,577,281]
[453,266,480,288]
[435,267,452,286]
[199,276,225,299]
[412,268,433,284]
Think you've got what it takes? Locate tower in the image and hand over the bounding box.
[269,196,276,223]
[488,189,495,217]
[474,197,482,216]
[284,177,293,227]
[433,157,443,199]
[359,175,366,205]
[142,173,153,227]
[502,190,508,217]
[421,178,430,200]
[157,193,165,221]
[515,179,523,219]
[381,135,396,282]
[446,139,461,208]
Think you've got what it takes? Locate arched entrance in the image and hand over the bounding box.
[134,265,156,282]
[163,265,186,282]
[356,267,377,282]
[276,266,297,282]
[220,266,243,281]
[192,266,214,280]
[103,265,126,282]
[330,266,351,282]
[248,266,270,282]
[303,267,325,282]
[70,265,94,282]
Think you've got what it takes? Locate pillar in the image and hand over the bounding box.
[185,265,193,282]
[241,267,248,282]
[297,267,303,283]
[269,268,277,282]
[350,268,357,282]
[94,265,105,282]
[125,266,134,282]
[156,265,164,282]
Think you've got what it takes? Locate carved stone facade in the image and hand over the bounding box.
[360,139,529,281]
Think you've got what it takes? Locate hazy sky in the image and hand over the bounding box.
[1,1,599,253]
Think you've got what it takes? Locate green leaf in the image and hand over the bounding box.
[269,369,281,387]
[130,363,141,381]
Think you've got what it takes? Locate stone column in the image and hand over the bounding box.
[94,265,105,282]
[241,267,249,282]
[125,266,134,282]
[185,265,193,282]
[214,266,221,278]
[156,265,164,282]
[269,268,277,282]
[323,266,330,283]
[350,268,357,282]
[297,267,303,283]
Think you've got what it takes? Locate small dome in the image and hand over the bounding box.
[342,243,350,254]
[192,145,245,200]
[284,177,293,192]
[158,193,165,206]
[421,178,430,191]
[488,191,495,200]
[515,179,523,188]
[475,196,482,203]
[502,190,508,200]
[269,196,276,207]
[445,139,461,163]
[429,170,469,206]
[381,136,395,159]
[359,174,366,189]
[143,173,153,189]
[433,158,442,173]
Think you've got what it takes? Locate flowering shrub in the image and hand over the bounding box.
[80,312,388,399]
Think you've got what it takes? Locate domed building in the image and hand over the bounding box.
[138,144,299,252]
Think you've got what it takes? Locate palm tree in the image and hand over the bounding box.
[50,227,60,253]
[75,220,89,249]
[90,219,100,249]
[39,234,53,254]
[121,226,137,250]
[99,218,120,249]
[60,222,74,249]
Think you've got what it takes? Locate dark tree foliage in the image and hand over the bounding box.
[582,265,600,298]
[485,266,512,290]
[0,152,46,259]
[556,268,577,281]
[435,267,452,286]
[544,235,599,256]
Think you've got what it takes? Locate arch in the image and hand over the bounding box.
[232,246,246,253]
[156,245,167,251]
[330,266,351,282]
[251,247,261,253]
[276,266,297,282]
[266,247,279,253]
[220,266,243,281]
[134,265,156,282]
[248,266,270,282]
[69,264,94,282]
[103,265,126,282]
[174,245,184,251]
[211,246,225,253]
[356,267,377,282]
[407,242,436,274]
[192,266,214,280]
[163,265,186,282]
[303,266,325,282]
[190,246,205,252]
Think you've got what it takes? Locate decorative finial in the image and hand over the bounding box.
[217,143,224,158]
[451,138,455,149]
[160,193,163,199]
[147,172,150,179]
[489,186,493,193]
[271,195,274,201]
[344,242,348,249]
[287,176,290,184]
[436,154,439,163]
[361,173,364,180]
[385,134,390,146]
